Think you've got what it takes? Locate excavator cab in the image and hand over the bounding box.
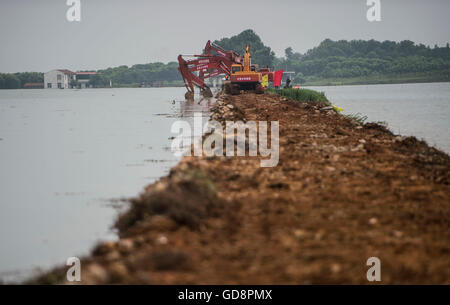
[231,65,242,73]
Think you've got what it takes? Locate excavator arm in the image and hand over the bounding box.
[178,55,227,99]
[204,40,242,64]
[178,40,281,99]
[178,41,242,100]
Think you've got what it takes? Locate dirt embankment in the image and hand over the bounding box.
[33,91,450,284]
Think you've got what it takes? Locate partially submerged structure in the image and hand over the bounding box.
[44,70,98,89]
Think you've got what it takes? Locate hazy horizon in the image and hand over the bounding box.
[1,0,449,73]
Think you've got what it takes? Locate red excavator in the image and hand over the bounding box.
[178,41,280,100]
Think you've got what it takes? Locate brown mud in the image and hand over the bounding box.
[30,91,450,284]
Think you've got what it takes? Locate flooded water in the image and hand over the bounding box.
[0,82,449,282]
[307,82,450,154]
[0,88,212,282]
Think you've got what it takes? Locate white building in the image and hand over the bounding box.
[44,69,75,89]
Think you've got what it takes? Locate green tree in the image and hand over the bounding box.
[285,47,294,60]
[88,74,106,88]
[14,72,43,87]
[4,74,21,89]
[293,72,305,84]
[98,61,182,86]
[274,38,450,81]
[214,29,275,67]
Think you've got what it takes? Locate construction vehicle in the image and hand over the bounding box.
[225,44,264,95]
[178,41,280,100]
[178,41,241,100]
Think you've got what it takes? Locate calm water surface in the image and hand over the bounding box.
[0,88,211,281]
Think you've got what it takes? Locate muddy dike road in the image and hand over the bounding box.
[32,91,450,284]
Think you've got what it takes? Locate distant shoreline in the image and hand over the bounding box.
[1,78,449,90]
[301,72,450,87]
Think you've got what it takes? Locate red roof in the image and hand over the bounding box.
[76,71,98,75]
[58,69,75,75]
[23,83,44,88]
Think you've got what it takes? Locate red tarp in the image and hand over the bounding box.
[273,70,283,87]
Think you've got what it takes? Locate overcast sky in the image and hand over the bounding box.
[1,0,449,73]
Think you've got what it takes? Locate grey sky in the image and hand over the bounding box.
[0,0,449,73]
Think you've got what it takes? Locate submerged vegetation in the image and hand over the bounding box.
[345,113,369,124]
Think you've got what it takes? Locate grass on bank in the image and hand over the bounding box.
[267,88,330,106]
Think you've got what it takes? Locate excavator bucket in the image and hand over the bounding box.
[185,91,194,100]
[178,41,242,101]
[201,87,213,98]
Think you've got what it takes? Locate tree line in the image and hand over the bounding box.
[1,30,449,88]
[0,72,43,89]
[89,62,182,87]
[276,39,450,83]
[89,29,276,87]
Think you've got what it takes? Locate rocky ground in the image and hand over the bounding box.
[31,91,450,284]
